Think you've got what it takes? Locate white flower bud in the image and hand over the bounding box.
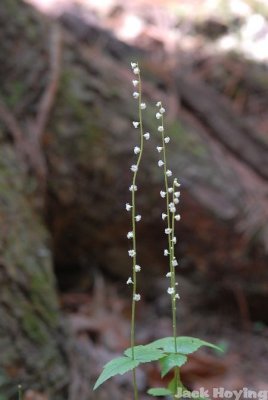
[158,160,164,167]
[127,277,133,284]
[156,112,161,119]
[134,146,140,154]
[165,228,172,234]
[164,136,170,143]
[130,165,138,172]
[128,250,136,257]
[127,231,133,239]
[134,265,141,272]
[135,215,141,222]
[133,294,141,301]
[160,191,166,198]
[157,146,163,153]
[140,103,146,110]
[132,121,139,128]
[175,215,181,221]
[132,80,139,86]
[126,203,132,211]
[167,287,175,295]
[158,126,164,132]
[166,170,172,177]
[144,132,150,140]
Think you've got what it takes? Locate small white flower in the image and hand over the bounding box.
[175,293,180,300]
[132,80,139,87]
[129,185,137,192]
[127,277,133,284]
[134,265,141,272]
[133,92,139,99]
[140,103,146,110]
[134,146,141,154]
[135,215,141,222]
[131,62,137,68]
[172,237,177,244]
[174,179,181,187]
[156,146,163,153]
[162,212,167,219]
[131,165,138,172]
[172,258,178,267]
[160,107,165,114]
[174,198,179,205]
[156,101,161,107]
[164,249,169,256]
[170,206,176,213]
[133,67,140,75]
[126,203,132,211]
[166,170,172,177]
[175,214,181,221]
[144,132,150,140]
[158,160,164,167]
[164,136,170,143]
[160,191,166,198]
[168,187,173,193]
[156,112,161,119]
[127,231,133,239]
[167,287,175,295]
[158,126,164,132]
[165,228,172,234]
[174,192,181,198]
[132,121,139,128]
[133,293,141,301]
[166,272,172,277]
[128,249,136,257]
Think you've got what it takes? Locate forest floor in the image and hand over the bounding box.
[60,275,268,398]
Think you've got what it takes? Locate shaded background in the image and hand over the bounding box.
[0,0,268,399]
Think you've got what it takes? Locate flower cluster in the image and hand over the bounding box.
[155,101,181,303]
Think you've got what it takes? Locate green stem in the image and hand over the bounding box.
[130,66,144,400]
[160,112,179,398]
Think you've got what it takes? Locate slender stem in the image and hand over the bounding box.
[130,66,144,400]
[160,111,179,398]
[18,385,22,400]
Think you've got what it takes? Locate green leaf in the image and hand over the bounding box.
[160,354,187,377]
[147,388,173,396]
[93,357,139,390]
[124,345,165,363]
[148,336,222,355]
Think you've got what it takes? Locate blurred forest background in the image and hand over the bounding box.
[0,0,268,399]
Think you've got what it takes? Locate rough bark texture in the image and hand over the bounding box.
[0,138,70,398]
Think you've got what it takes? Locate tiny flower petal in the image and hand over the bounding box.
[140,103,146,110]
[135,215,141,222]
[126,203,132,211]
[157,146,163,153]
[144,132,150,140]
[131,165,138,172]
[166,272,172,277]
[165,228,172,234]
[127,231,133,239]
[160,191,166,198]
[134,265,141,272]
[175,215,181,221]
[134,146,141,154]
[167,287,175,295]
[127,277,133,284]
[133,293,141,301]
[166,170,172,177]
[172,258,178,267]
[133,121,139,128]
[158,126,164,132]
[128,250,136,257]
[164,136,170,143]
[162,212,167,219]
[158,160,164,167]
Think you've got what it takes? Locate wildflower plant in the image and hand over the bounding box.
[93,63,221,398]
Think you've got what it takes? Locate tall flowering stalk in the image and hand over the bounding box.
[94,65,221,399]
[156,101,181,396]
[126,61,149,400]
